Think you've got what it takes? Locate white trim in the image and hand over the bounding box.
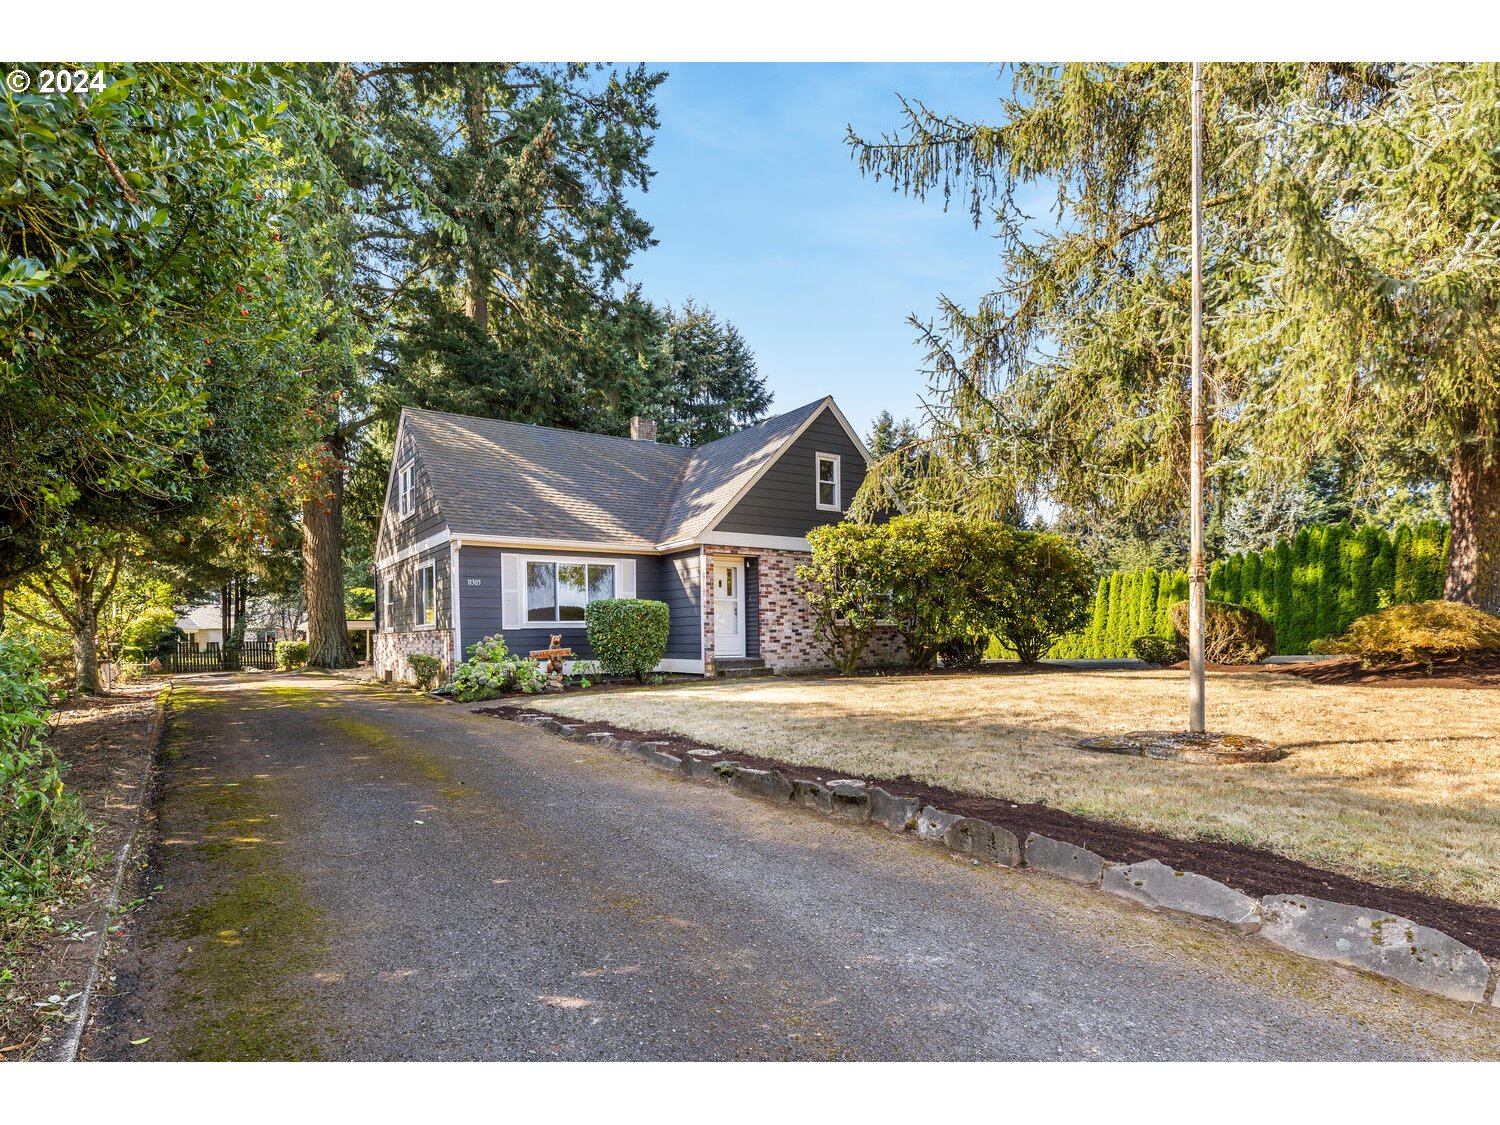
[814,451,842,512]
[375,527,452,569]
[501,553,521,630]
[517,554,622,629]
[712,554,746,659]
[700,532,811,552]
[415,561,437,629]
[450,540,462,663]
[397,460,417,520]
[553,657,705,676]
[444,532,654,555]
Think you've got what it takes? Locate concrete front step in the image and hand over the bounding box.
[715,659,773,679]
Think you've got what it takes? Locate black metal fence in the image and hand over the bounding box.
[162,640,279,673]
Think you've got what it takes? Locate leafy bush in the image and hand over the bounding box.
[988,532,1096,664]
[1132,635,1185,665]
[1,634,92,920]
[452,635,522,701]
[799,524,892,675]
[1311,600,1500,668]
[1168,599,1277,664]
[881,513,1008,669]
[408,653,443,691]
[587,599,669,682]
[115,645,147,684]
[121,606,180,659]
[276,641,310,670]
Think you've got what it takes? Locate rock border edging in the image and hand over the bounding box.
[505,709,1499,1010]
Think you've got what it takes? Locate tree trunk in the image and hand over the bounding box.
[1445,444,1500,613]
[72,586,100,695]
[303,434,355,668]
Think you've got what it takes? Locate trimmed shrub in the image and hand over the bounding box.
[1311,600,1500,668]
[1168,599,1276,665]
[276,641,310,670]
[586,599,669,682]
[408,653,442,690]
[1132,635,1185,665]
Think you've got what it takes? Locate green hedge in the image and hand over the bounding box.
[1052,520,1449,658]
[586,599,669,682]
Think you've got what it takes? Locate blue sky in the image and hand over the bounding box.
[622,63,1022,441]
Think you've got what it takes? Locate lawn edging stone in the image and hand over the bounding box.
[869,787,919,832]
[1102,859,1262,933]
[1024,833,1106,885]
[792,779,833,814]
[507,706,1500,1010]
[943,817,1021,866]
[828,782,873,824]
[728,766,795,803]
[916,805,963,843]
[1259,894,1492,1005]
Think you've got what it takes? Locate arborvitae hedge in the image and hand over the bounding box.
[1050,521,1449,658]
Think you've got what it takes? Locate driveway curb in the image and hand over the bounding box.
[51,682,173,1062]
[506,707,1499,1010]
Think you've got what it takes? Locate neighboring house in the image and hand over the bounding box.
[173,597,308,649]
[371,397,904,682]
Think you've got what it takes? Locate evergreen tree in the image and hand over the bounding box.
[636,299,772,445]
[849,63,1500,612]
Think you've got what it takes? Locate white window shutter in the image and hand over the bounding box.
[501,554,520,630]
[619,559,636,599]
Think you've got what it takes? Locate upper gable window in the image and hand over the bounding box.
[815,453,841,511]
[398,462,416,518]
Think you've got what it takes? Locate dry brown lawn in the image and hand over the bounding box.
[530,668,1500,906]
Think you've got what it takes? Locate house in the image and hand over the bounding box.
[173,597,320,650]
[371,397,904,681]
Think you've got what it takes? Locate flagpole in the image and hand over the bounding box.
[1188,61,1206,734]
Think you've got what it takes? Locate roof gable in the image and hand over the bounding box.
[394,397,845,551]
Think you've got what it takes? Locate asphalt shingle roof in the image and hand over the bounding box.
[400,398,831,549]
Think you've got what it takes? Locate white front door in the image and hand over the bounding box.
[713,556,746,658]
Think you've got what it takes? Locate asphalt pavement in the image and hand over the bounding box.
[88,673,1500,1060]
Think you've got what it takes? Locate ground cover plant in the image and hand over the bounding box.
[1312,601,1500,668]
[529,668,1500,906]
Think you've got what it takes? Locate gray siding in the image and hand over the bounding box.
[659,549,703,661]
[457,546,702,664]
[379,544,452,632]
[376,422,448,561]
[713,409,872,537]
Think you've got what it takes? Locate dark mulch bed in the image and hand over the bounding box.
[481,702,1500,960]
[1172,655,1500,689]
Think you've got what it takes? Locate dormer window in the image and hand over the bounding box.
[398,462,416,518]
[815,453,841,511]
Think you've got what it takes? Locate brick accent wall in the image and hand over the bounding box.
[373,628,455,684]
[702,544,905,675]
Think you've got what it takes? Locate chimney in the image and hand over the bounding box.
[629,416,657,442]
